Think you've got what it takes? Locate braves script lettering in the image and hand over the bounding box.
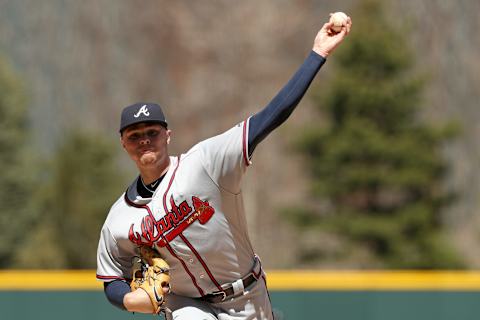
[129,196,215,247]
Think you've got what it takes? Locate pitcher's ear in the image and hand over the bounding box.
[166,129,172,144]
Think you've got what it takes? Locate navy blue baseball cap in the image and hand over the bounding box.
[119,102,168,133]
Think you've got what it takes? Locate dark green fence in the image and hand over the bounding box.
[2,290,480,320]
[2,271,480,320]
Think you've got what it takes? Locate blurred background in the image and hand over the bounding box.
[0,0,479,272]
[2,0,480,319]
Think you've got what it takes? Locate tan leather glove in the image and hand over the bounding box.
[130,246,171,314]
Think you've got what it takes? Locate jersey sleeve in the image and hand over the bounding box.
[96,223,131,282]
[197,119,251,194]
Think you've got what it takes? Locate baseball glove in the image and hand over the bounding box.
[131,246,171,314]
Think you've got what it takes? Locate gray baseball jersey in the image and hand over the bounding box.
[98,50,327,319]
[97,119,259,297]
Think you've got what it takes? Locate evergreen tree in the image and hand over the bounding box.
[287,0,462,269]
[15,131,126,268]
[0,56,126,269]
[0,58,36,268]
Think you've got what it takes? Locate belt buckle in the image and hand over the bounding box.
[211,291,227,303]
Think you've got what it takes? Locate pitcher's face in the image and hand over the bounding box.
[121,123,171,167]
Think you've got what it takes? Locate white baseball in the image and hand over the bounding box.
[330,12,348,33]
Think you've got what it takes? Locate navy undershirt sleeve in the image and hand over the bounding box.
[104,280,131,311]
[248,51,326,157]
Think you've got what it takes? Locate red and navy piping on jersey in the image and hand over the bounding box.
[121,157,207,296]
[159,157,223,296]
[159,156,210,296]
[124,156,207,296]
[164,238,206,296]
[179,233,224,292]
[125,156,181,247]
[242,118,251,167]
[121,156,220,297]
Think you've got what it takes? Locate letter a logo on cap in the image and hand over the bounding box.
[134,105,150,118]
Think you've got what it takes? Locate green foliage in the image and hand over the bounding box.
[288,0,463,269]
[0,54,126,269]
[14,131,126,269]
[0,58,37,268]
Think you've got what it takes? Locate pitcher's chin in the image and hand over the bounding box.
[140,152,157,166]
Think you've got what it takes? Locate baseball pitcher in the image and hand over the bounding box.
[96,14,352,320]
